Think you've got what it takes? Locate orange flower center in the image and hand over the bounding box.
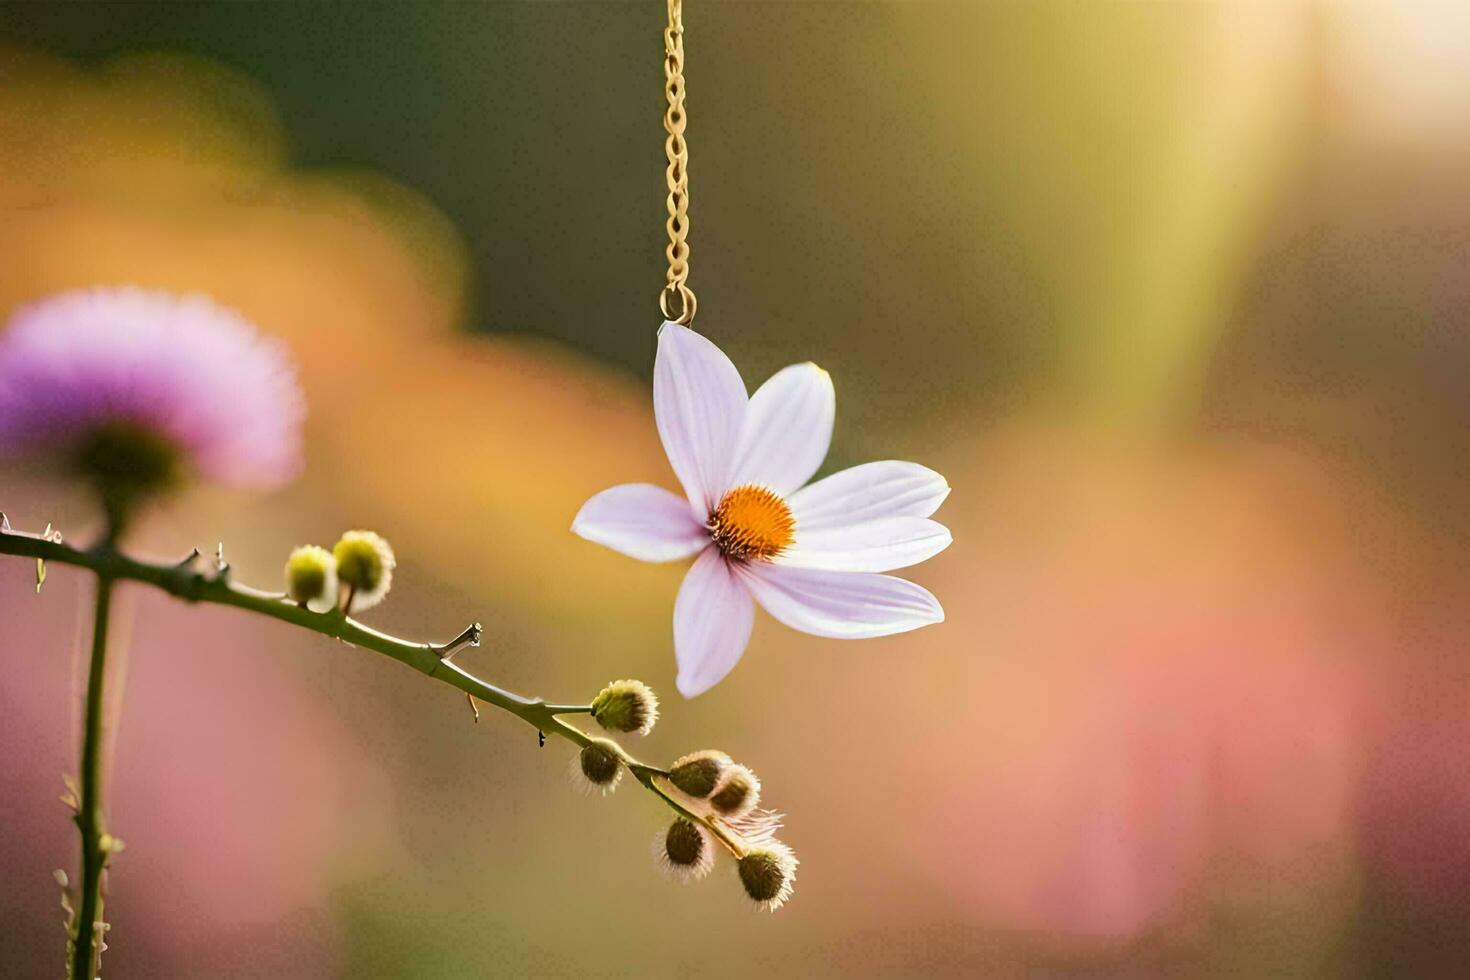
[709,484,796,562]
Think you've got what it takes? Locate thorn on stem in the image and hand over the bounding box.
[437,622,483,662]
[175,547,201,569]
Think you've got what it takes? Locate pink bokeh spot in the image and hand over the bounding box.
[923,613,1368,945]
[0,566,392,972]
[906,440,1377,948]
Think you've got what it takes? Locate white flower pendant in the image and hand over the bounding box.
[573,322,951,697]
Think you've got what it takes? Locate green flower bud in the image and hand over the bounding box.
[653,818,714,882]
[737,843,797,911]
[332,530,395,612]
[284,545,338,613]
[591,679,659,736]
[709,764,761,819]
[572,738,623,795]
[667,750,729,798]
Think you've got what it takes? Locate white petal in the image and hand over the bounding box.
[654,321,748,514]
[738,564,944,639]
[777,516,952,573]
[572,483,710,562]
[728,362,834,496]
[788,460,950,531]
[674,547,755,697]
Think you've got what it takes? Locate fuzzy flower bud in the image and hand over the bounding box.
[284,545,338,613]
[737,842,798,911]
[652,817,715,883]
[571,738,623,795]
[667,750,730,798]
[591,679,659,736]
[332,530,395,612]
[709,764,761,819]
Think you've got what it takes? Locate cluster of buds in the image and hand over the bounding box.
[572,680,798,911]
[284,530,395,614]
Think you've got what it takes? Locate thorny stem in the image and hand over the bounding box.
[70,575,113,980]
[0,519,752,918]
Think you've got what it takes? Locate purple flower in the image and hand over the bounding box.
[0,287,305,525]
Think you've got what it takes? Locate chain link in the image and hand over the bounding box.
[660,0,697,325]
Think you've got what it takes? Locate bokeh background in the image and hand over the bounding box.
[2,1,1469,976]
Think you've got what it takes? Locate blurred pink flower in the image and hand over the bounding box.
[0,286,304,491]
[573,321,950,696]
[898,438,1379,950]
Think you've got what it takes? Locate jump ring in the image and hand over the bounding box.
[659,282,697,325]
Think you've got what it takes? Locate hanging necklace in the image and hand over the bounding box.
[574,0,954,697]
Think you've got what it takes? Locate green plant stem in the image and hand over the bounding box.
[0,524,747,886]
[3,529,566,732]
[71,574,113,980]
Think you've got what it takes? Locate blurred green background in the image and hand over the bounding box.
[3,1,1470,976]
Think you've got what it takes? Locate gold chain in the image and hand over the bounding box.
[659,0,696,325]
